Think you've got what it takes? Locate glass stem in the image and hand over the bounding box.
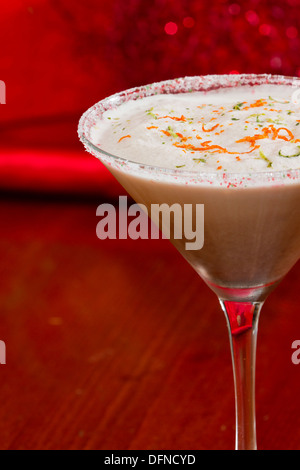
[220,300,263,450]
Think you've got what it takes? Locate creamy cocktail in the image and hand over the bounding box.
[89,82,300,301]
[79,75,300,449]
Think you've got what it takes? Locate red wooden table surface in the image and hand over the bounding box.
[0,193,300,450]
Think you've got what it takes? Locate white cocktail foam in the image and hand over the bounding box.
[91,85,300,174]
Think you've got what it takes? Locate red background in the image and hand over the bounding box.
[1,0,300,195]
[1,0,300,451]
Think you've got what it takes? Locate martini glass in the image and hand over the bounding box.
[78,74,300,450]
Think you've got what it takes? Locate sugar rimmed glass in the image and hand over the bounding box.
[78,74,300,450]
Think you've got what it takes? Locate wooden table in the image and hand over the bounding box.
[0,194,300,450]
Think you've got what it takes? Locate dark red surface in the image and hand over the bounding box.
[1,0,300,450]
[0,197,300,450]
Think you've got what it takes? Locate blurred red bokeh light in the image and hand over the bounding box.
[1,0,300,195]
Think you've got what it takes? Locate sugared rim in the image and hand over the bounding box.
[78,74,300,185]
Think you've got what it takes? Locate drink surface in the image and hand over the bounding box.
[84,79,300,298]
[91,84,300,173]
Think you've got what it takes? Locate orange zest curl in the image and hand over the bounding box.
[173,141,260,155]
[202,123,220,132]
[273,127,294,141]
[118,135,132,143]
[236,125,294,147]
[161,130,171,137]
[158,115,187,122]
[176,132,191,142]
[242,99,268,111]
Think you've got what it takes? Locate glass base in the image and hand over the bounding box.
[204,278,282,303]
